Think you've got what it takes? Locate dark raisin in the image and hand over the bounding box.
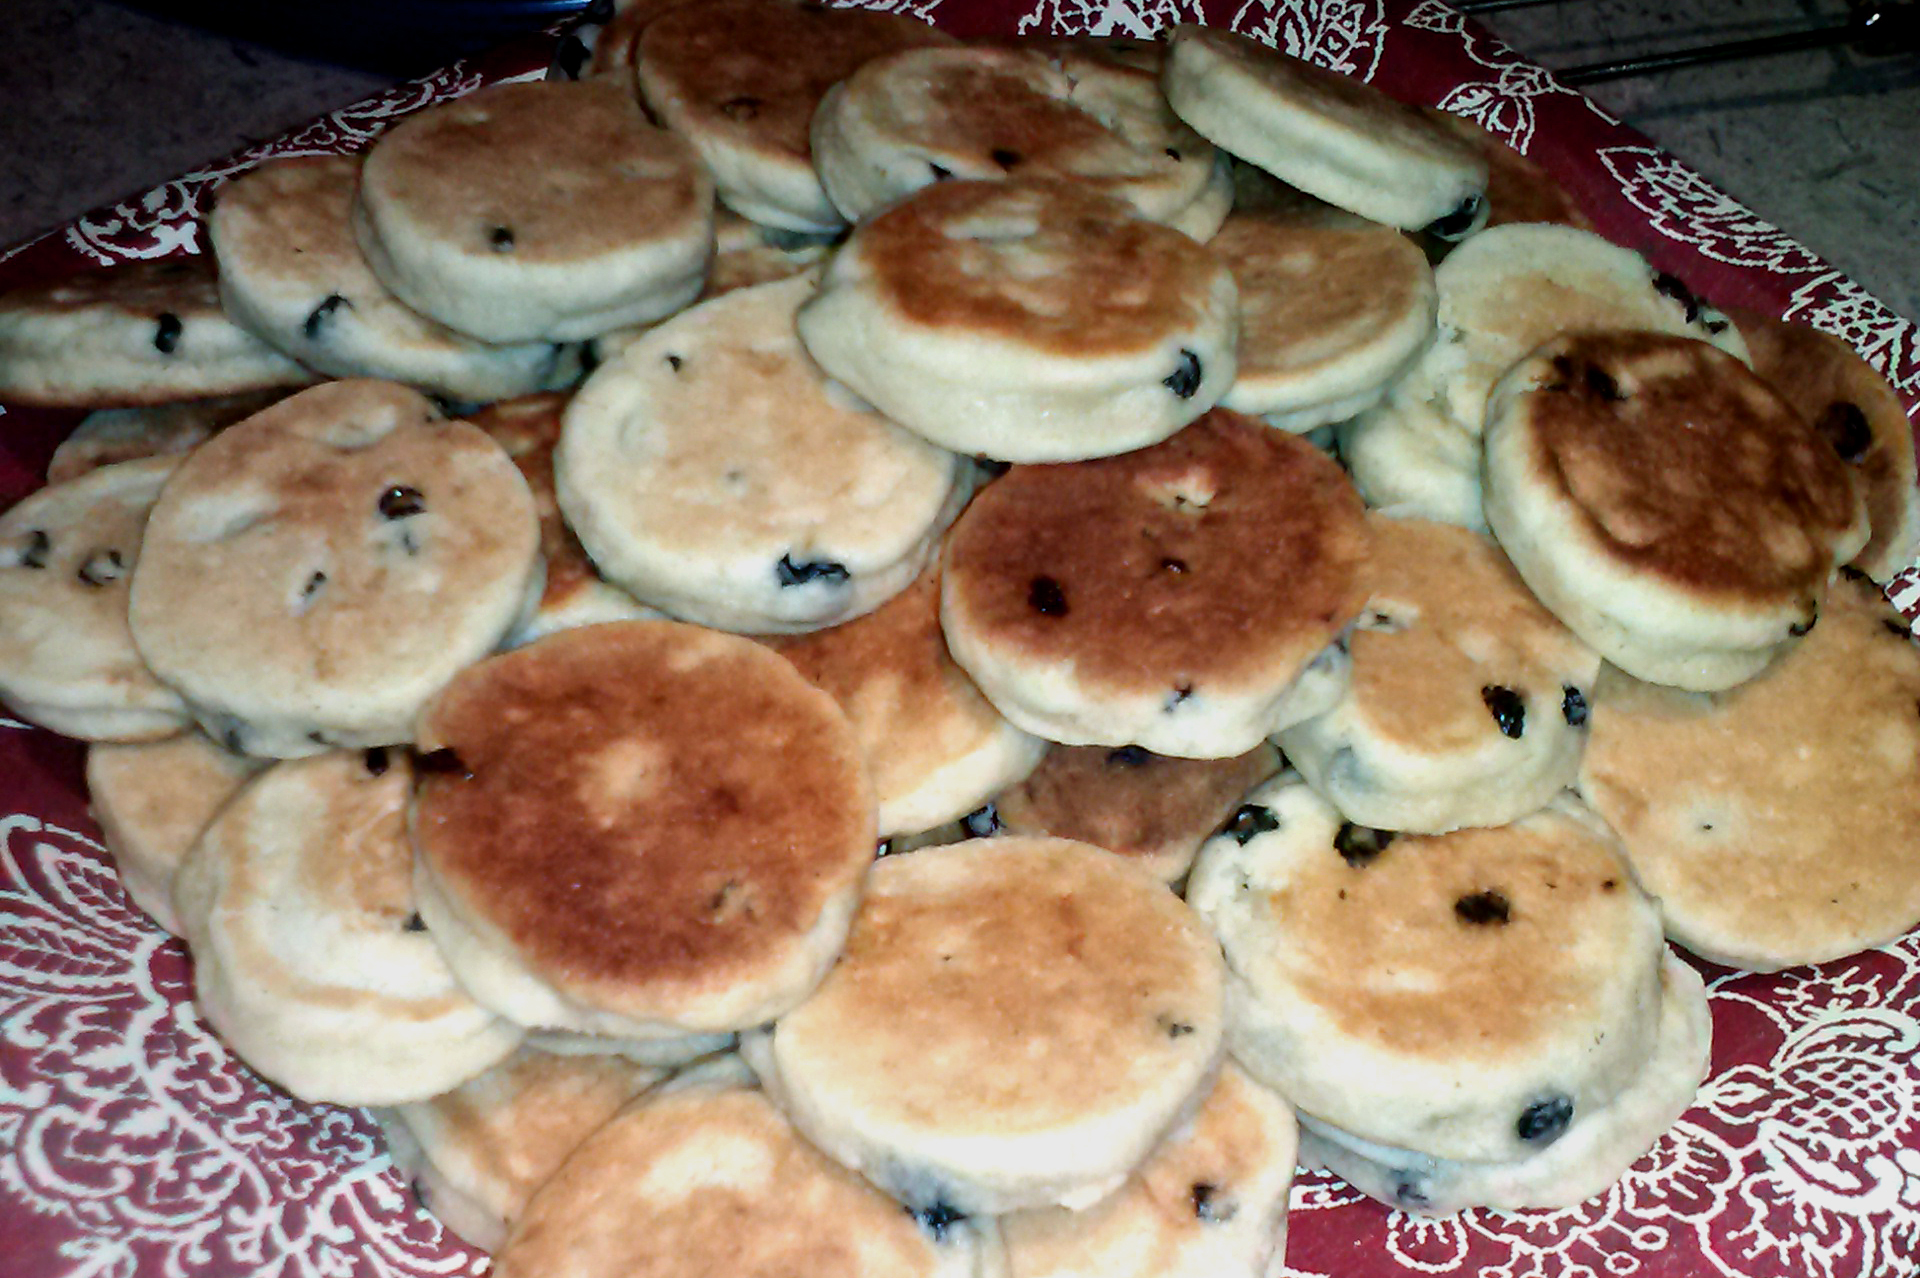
[1028,575,1069,616]
[1163,349,1203,399]
[364,747,390,776]
[1886,618,1913,640]
[1158,1014,1195,1038]
[1106,745,1152,767]
[1516,1095,1574,1145]
[222,724,246,755]
[1561,685,1589,727]
[1334,822,1393,866]
[153,312,183,354]
[909,1200,967,1241]
[1600,877,1617,891]
[666,353,684,372]
[1454,889,1512,926]
[1167,682,1194,708]
[1583,364,1623,401]
[1220,803,1280,845]
[76,550,126,588]
[308,731,329,745]
[990,148,1021,168]
[1424,193,1483,241]
[18,529,50,570]
[1160,557,1188,574]
[776,555,851,587]
[379,486,426,519]
[961,804,1000,837]
[489,225,516,252]
[412,746,472,778]
[718,96,761,121]
[928,162,952,181]
[1164,147,1182,162]
[1651,271,1704,325]
[1481,685,1526,738]
[1813,401,1873,464]
[403,911,427,933]
[304,292,350,341]
[1191,1181,1235,1222]
[554,33,589,79]
[300,570,327,600]
[1394,1177,1432,1210]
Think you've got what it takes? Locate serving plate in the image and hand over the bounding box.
[2,3,1919,1276]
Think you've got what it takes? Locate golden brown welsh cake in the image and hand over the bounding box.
[940,410,1368,756]
[0,257,314,407]
[1732,307,1920,582]
[129,380,542,756]
[172,749,522,1104]
[1482,331,1868,690]
[410,620,875,1040]
[1579,568,1920,971]
[762,566,1045,839]
[493,1058,998,1278]
[0,456,191,741]
[87,732,269,934]
[1187,774,1672,1170]
[377,1045,668,1252]
[354,79,712,343]
[1277,514,1600,834]
[636,0,955,231]
[797,178,1239,462]
[751,837,1224,1215]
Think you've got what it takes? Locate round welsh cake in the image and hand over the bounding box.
[1482,331,1868,690]
[0,257,314,408]
[559,275,967,633]
[128,380,542,756]
[762,566,1046,839]
[492,1059,996,1278]
[172,748,522,1104]
[1186,773,1668,1166]
[1161,24,1486,232]
[751,837,1224,1216]
[797,178,1238,463]
[940,410,1368,756]
[1277,514,1600,834]
[0,456,191,741]
[410,620,875,1039]
[377,1045,668,1252]
[811,44,1215,226]
[354,78,712,343]
[1579,569,1920,971]
[635,0,955,231]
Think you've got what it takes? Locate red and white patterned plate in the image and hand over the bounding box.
[2,4,1917,1276]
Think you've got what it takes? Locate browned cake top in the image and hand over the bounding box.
[1732,306,1917,578]
[1502,331,1864,600]
[413,621,874,1004]
[856,177,1233,358]
[638,0,954,162]
[360,80,704,265]
[1273,804,1653,1060]
[465,393,603,614]
[943,410,1369,696]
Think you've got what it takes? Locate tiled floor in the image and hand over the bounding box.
[1,0,1915,319]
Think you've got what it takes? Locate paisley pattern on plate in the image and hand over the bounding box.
[1,4,1917,1276]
